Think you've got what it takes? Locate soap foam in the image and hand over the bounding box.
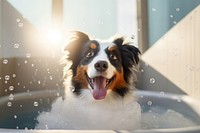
[36,90,141,130]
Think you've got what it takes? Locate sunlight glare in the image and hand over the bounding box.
[46,29,62,44]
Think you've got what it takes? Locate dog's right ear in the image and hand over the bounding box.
[64,31,90,61]
[64,31,90,76]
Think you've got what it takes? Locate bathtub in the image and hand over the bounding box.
[0,89,200,133]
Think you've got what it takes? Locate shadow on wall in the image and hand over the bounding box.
[136,60,187,95]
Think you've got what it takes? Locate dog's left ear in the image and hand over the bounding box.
[113,37,140,65]
[113,37,141,82]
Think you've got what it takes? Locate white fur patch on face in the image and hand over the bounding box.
[87,41,116,79]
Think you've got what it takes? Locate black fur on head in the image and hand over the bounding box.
[113,37,141,83]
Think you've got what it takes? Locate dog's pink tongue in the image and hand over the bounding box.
[92,76,107,100]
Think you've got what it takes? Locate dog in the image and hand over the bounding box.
[63,31,141,100]
[36,31,141,130]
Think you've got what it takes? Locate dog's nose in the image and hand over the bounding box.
[94,61,108,72]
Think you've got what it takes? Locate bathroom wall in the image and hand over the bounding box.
[141,5,200,99]
[0,1,63,96]
[148,0,200,47]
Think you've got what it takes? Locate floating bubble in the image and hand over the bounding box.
[3,59,8,64]
[0,77,1,80]
[45,125,49,129]
[7,102,12,107]
[147,101,153,106]
[16,18,20,22]
[5,81,8,84]
[9,86,14,91]
[24,60,28,64]
[13,74,16,78]
[26,53,31,58]
[16,126,19,129]
[150,78,156,84]
[173,21,177,24]
[176,8,180,12]
[152,8,157,12]
[14,115,18,119]
[14,43,20,49]
[9,94,14,100]
[5,75,10,80]
[170,14,173,18]
[18,23,23,27]
[49,76,53,80]
[33,101,39,107]
[160,91,165,95]
[177,98,182,102]
[38,80,41,84]
[17,82,20,86]
[19,105,23,108]
[31,64,34,67]
[141,69,144,73]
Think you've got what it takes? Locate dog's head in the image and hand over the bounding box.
[63,31,140,100]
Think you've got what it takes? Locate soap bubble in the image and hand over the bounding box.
[14,43,20,49]
[26,53,31,58]
[176,8,180,12]
[33,101,39,107]
[13,74,16,78]
[173,21,177,24]
[7,102,12,107]
[160,91,165,95]
[18,23,23,27]
[152,8,157,12]
[9,94,14,100]
[9,86,14,91]
[3,59,8,64]
[14,115,18,119]
[147,101,153,106]
[16,18,20,22]
[49,76,53,80]
[150,78,156,84]
[5,75,10,80]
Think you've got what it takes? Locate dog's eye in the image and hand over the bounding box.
[110,53,117,60]
[86,51,94,58]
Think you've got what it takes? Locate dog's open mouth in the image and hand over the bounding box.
[86,75,114,100]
